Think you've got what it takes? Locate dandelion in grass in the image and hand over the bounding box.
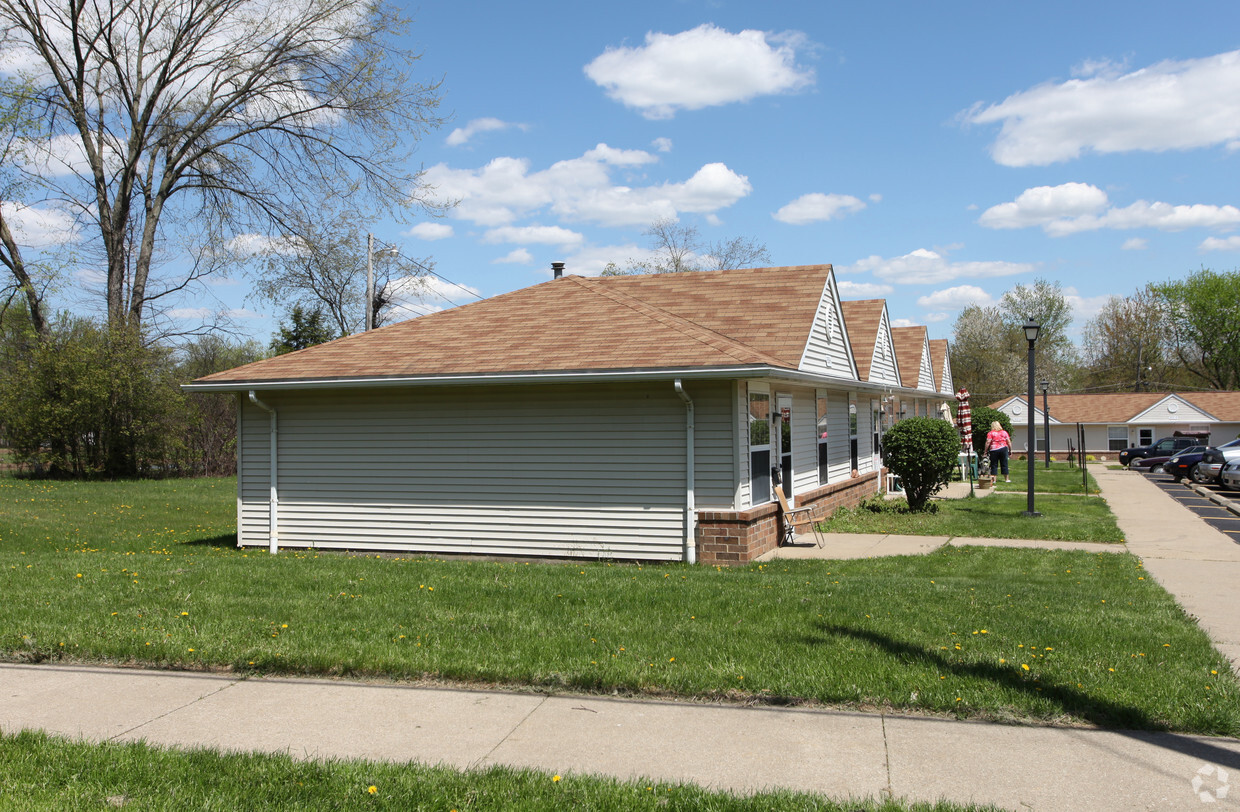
[367,785,377,795]
[1021,664,1029,671]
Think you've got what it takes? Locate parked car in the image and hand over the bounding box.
[1118,432,1210,467]
[1133,454,1175,474]
[1221,460,1240,491]
[1164,446,1210,481]
[1196,438,1240,484]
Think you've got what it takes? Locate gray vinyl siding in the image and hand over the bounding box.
[688,381,737,509]
[869,311,901,386]
[857,401,875,475]
[239,398,272,546]
[828,391,852,481]
[916,340,936,391]
[791,388,818,499]
[1132,397,1211,424]
[237,382,694,560]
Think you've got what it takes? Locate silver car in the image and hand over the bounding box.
[1199,439,1240,483]
[1221,460,1240,491]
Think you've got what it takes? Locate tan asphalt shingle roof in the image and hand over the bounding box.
[988,392,1240,423]
[890,326,928,391]
[196,265,834,385]
[929,339,950,393]
[839,300,886,383]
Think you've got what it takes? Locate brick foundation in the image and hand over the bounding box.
[695,472,881,565]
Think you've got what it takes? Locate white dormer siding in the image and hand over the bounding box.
[915,334,936,391]
[869,307,901,385]
[1132,395,1215,424]
[799,272,859,379]
[939,349,954,394]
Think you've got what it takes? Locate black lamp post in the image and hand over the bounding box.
[1041,379,1050,469]
[1023,319,1041,517]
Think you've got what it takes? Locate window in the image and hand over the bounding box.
[848,394,859,471]
[1138,428,1153,446]
[871,400,882,463]
[1107,425,1128,451]
[749,390,772,505]
[816,392,829,484]
[1035,425,1046,452]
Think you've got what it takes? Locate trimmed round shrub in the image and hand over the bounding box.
[881,417,961,512]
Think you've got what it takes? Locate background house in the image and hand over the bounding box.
[990,392,1240,457]
[188,265,954,564]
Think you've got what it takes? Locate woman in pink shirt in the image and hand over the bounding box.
[984,421,1012,482]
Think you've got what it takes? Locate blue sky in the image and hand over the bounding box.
[13,0,1240,343]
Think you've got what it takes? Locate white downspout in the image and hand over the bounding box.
[248,391,279,554]
[674,379,696,564]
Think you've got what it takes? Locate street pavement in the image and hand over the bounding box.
[2,467,1239,810]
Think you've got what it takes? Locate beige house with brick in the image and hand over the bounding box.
[188,264,953,564]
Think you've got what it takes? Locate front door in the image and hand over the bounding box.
[776,394,793,500]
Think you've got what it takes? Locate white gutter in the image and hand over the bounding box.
[248,391,279,555]
[674,379,696,565]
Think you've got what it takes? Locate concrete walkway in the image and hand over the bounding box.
[3,469,1240,810]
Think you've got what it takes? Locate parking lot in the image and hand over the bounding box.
[1144,471,1240,544]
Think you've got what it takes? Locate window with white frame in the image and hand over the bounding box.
[871,400,882,461]
[816,391,829,484]
[1107,425,1128,451]
[848,394,859,471]
[749,389,772,505]
[1035,425,1046,452]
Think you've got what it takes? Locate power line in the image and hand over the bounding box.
[373,238,485,305]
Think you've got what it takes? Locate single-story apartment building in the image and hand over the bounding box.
[990,392,1240,457]
[188,264,954,565]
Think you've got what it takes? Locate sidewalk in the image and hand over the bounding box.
[3,469,1240,811]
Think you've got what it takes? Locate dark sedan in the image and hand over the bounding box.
[1164,446,1210,482]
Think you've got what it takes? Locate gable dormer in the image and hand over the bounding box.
[799,270,858,379]
[1132,394,1216,424]
[890,326,935,392]
[929,339,953,395]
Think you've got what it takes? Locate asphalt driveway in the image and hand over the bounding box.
[1144,471,1240,544]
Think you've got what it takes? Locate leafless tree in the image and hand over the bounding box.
[0,0,446,330]
[603,217,771,275]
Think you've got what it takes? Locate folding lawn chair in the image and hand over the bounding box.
[775,488,825,548]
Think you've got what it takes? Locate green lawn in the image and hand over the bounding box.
[1,477,1236,735]
[0,730,996,812]
[989,459,1100,494]
[822,493,1125,542]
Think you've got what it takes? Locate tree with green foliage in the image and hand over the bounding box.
[970,406,1013,458]
[270,306,337,355]
[1081,289,1190,393]
[1149,268,1240,390]
[1,319,182,476]
[949,278,1080,402]
[177,335,265,475]
[881,417,960,512]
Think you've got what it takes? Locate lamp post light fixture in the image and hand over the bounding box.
[1041,379,1050,469]
[1023,319,1041,517]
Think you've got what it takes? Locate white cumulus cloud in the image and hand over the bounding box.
[1200,235,1240,252]
[425,145,751,228]
[445,117,527,147]
[979,183,1240,236]
[0,201,78,246]
[1121,237,1148,250]
[1064,288,1112,322]
[773,193,867,225]
[968,50,1240,166]
[842,248,1033,285]
[483,225,584,246]
[836,280,893,297]
[406,222,454,241]
[493,248,533,264]
[916,285,995,310]
[584,24,814,119]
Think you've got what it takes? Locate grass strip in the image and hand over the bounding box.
[1,477,1235,735]
[0,729,994,811]
[822,493,1124,542]
[989,460,1100,494]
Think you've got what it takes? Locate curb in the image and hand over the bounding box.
[1187,482,1240,517]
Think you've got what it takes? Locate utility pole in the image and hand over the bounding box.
[366,233,374,332]
[1135,337,1143,392]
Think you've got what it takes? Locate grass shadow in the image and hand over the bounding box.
[182,533,238,550]
[815,623,1240,768]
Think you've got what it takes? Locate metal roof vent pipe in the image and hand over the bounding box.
[551,261,565,279]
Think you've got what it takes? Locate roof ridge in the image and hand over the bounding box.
[568,276,790,367]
